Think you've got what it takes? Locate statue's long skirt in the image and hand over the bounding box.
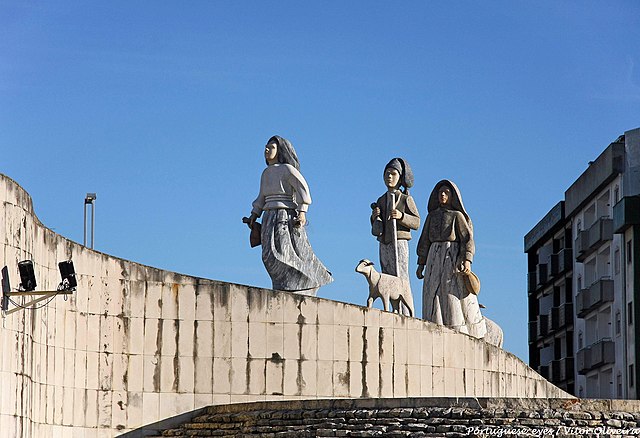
[422,241,486,338]
[261,209,333,294]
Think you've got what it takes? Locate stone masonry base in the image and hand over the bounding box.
[126,397,640,437]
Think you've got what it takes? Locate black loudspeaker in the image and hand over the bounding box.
[58,260,77,290]
[18,260,37,292]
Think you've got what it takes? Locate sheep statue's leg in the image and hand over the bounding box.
[400,296,414,317]
[367,296,374,308]
[389,298,398,313]
[382,297,389,312]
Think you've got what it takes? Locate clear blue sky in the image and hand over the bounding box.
[2,1,639,360]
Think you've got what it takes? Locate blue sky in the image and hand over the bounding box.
[2,1,640,361]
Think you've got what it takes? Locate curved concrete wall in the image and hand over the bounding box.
[0,173,571,437]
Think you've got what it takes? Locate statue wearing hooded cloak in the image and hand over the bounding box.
[416,180,486,338]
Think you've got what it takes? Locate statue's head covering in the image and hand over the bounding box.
[384,157,414,194]
[427,179,471,223]
[267,135,300,170]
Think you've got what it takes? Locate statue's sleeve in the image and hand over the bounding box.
[251,170,266,217]
[398,195,420,231]
[455,213,475,263]
[416,214,431,265]
[287,165,312,213]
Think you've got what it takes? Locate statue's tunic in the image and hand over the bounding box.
[417,207,486,338]
[252,164,332,293]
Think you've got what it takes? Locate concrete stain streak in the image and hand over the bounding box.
[378,328,385,397]
[173,319,180,392]
[361,326,369,398]
[153,319,162,392]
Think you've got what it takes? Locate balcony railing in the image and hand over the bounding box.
[558,302,573,327]
[613,196,640,234]
[576,278,614,318]
[575,230,590,262]
[577,346,591,374]
[588,217,613,249]
[551,357,575,383]
[537,263,549,287]
[577,339,614,374]
[527,272,537,294]
[537,314,549,338]
[538,365,550,380]
[549,303,573,334]
[551,248,573,276]
[576,218,613,262]
[528,321,538,342]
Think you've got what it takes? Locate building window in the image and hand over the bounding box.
[629,302,634,326]
[616,311,621,335]
[618,372,623,398]
[614,185,620,204]
[578,275,582,291]
[630,365,635,388]
[579,386,584,397]
[615,248,621,275]
[628,240,633,264]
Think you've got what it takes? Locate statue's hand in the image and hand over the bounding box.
[371,207,381,219]
[248,213,258,229]
[389,209,403,220]
[416,264,425,280]
[460,260,471,274]
[295,211,307,227]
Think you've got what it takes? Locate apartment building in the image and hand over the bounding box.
[525,128,640,398]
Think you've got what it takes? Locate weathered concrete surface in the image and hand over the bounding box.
[0,173,570,438]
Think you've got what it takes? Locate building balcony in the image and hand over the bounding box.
[537,314,549,338]
[537,263,549,287]
[575,230,590,262]
[577,346,591,374]
[538,365,550,380]
[551,357,575,383]
[577,339,614,375]
[558,302,574,328]
[528,320,537,342]
[613,196,640,234]
[527,272,537,294]
[576,278,614,318]
[550,248,573,276]
[588,217,613,248]
[576,218,613,262]
[549,304,573,333]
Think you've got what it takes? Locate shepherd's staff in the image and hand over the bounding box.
[390,192,400,277]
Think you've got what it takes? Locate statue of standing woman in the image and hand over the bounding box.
[370,158,420,314]
[246,135,333,295]
[416,180,486,338]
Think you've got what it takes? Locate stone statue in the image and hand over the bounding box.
[245,135,333,295]
[355,259,415,316]
[416,180,487,338]
[370,158,420,315]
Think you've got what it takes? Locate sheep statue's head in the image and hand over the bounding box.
[355,259,375,275]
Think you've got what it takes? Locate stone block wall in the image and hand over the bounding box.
[0,173,570,437]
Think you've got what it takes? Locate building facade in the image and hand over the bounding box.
[525,128,640,398]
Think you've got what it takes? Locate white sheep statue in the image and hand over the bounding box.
[355,259,415,317]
